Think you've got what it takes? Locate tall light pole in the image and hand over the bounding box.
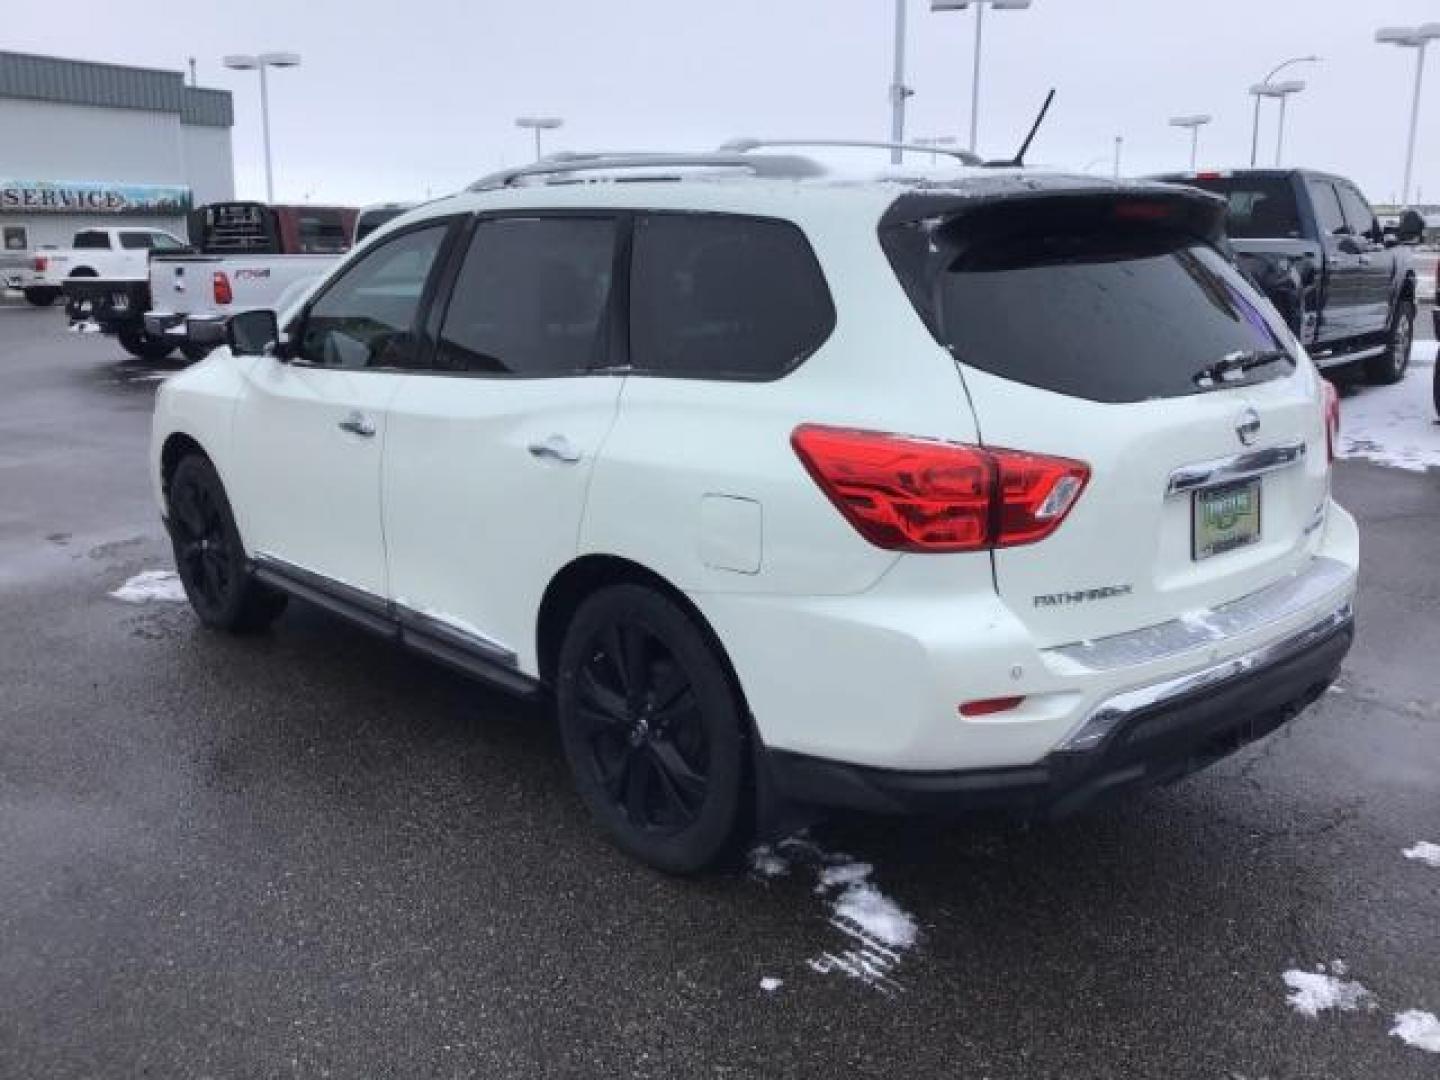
[888,0,914,162]
[1248,55,1318,167]
[931,0,1033,156]
[1113,135,1123,179]
[1169,114,1212,170]
[515,116,564,162]
[1376,24,1440,207]
[223,52,301,203]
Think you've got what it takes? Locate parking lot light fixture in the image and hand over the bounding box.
[931,0,1033,156]
[1248,55,1319,167]
[1168,114,1213,170]
[1376,24,1440,206]
[223,51,302,203]
[1249,80,1306,166]
[515,117,564,162]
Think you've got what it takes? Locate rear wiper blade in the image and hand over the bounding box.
[1192,349,1289,389]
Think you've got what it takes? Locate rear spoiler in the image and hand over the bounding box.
[880,182,1229,247]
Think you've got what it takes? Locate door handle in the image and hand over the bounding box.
[527,434,582,464]
[337,411,376,438]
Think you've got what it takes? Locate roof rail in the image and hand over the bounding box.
[720,138,984,167]
[467,151,826,192]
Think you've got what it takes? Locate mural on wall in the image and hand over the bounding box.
[0,180,191,215]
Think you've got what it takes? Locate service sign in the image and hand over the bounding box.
[0,180,192,216]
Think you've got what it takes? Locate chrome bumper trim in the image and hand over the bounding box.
[1049,555,1352,674]
[1166,440,1307,496]
[1058,601,1352,752]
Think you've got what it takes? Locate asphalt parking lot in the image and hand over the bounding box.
[1,298,1437,1079]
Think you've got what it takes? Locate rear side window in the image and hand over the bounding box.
[885,216,1292,404]
[1179,176,1301,239]
[119,233,153,250]
[73,231,110,250]
[1306,179,1348,236]
[437,217,617,376]
[629,214,834,380]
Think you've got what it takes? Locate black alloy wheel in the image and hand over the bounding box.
[557,584,747,873]
[1366,298,1415,385]
[167,455,286,633]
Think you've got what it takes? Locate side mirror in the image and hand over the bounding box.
[228,309,281,357]
[1336,235,1363,256]
[185,316,228,348]
[1395,210,1426,245]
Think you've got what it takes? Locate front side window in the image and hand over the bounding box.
[1336,184,1379,241]
[296,224,448,369]
[436,217,617,376]
[72,231,110,250]
[629,214,835,379]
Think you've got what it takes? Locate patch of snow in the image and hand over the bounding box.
[759,976,783,993]
[830,881,919,950]
[1338,368,1440,473]
[748,845,790,879]
[1282,963,1374,1017]
[109,570,186,603]
[1391,1010,1440,1053]
[1402,841,1440,868]
[816,861,873,892]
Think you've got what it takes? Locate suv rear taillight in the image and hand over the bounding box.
[212,271,233,305]
[791,425,1089,553]
[1321,379,1340,464]
[32,255,47,272]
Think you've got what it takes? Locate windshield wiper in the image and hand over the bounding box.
[1191,348,1290,389]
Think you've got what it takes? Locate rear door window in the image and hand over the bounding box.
[436,216,617,376]
[72,231,111,250]
[884,214,1292,404]
[119,233,154,250]
[629,213,835,380]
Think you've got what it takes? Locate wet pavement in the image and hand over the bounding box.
[1,300,1438,1078]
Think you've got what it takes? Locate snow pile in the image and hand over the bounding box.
[759,976,783,994]
[1338,365,1440,473]
[749,838,921,994]
[1282,963,1374,1017]
[109,570,186,603]
[1391,1010,1440,1053]
[1402,841,1440,868]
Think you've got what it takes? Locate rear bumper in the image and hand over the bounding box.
[63,279,149,329]
[764,601,1353,818]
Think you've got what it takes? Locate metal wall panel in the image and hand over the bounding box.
[0,51,231,128]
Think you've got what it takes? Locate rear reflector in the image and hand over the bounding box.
[959,696,1025,718]
[212,271,233,306]
[33,256,47,272]
[792,425,1089,553]
[1321,379,1340,464]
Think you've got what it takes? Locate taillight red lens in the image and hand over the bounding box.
[212,271,233,305]
[959,696,1025,717]
[791,425,1089,553]
[1321,379,1340,464]
[33,255,47,272]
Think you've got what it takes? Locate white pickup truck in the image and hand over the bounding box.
[25,226,188,307]
[65,201,361,360]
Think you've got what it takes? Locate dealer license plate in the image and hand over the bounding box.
[1193,479,1261,560]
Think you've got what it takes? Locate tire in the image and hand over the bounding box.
[23,287,59,307]
[118,326,175,362]
[166,455,287,634]
[556,583,749,874]
[1365,297,1415,385]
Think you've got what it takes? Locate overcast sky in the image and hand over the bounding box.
[5,0,1438,206]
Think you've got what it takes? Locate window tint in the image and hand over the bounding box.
[437,217,616,376]
[630,214,835,379]
[72,231,110,250]
[1179,176,1301,239]
[885,220,1291,404]
[1306,180,1348,236]
[1336,184,1378,240]
[119,233,154,250]
[297,224,448,369]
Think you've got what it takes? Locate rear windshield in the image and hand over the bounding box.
[1179,176,1301,239]
[296,210,349,253]
[885,218,1293,404]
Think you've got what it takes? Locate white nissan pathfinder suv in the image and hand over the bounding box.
[151,148,1358,872]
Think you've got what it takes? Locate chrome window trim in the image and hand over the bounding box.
[1166,440,1307,496]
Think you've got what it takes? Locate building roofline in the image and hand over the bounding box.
[0,50,233,128]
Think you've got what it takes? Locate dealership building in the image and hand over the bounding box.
[0,51,235,256]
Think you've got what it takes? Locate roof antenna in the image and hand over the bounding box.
[986,87,1055,168]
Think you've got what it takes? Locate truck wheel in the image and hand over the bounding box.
[1365,298,1415,386]
[23,287,59,307]
[167,454,287,633]
[556,583,749,874]
[118,327,175,362]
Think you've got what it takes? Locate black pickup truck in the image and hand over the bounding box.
[1158,169,1419,385]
